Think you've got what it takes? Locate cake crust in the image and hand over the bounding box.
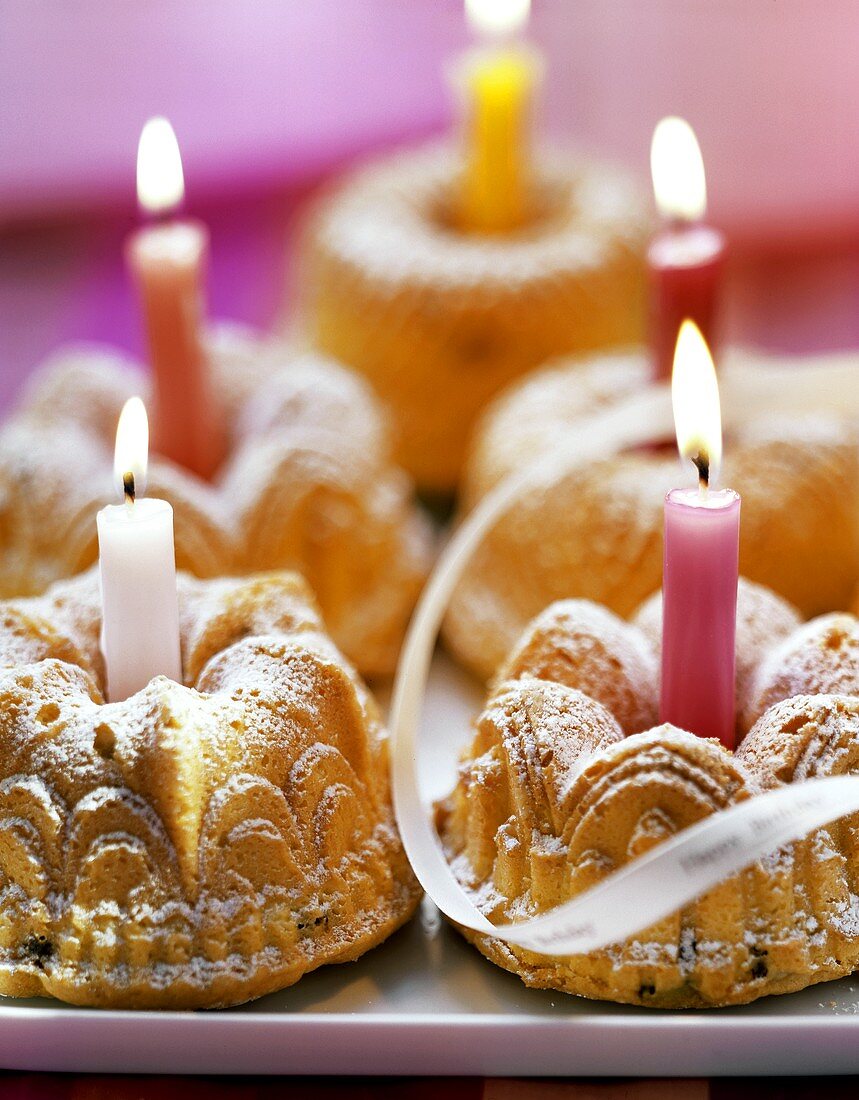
[0,329,432,680]
[298,144,650,492]
[0,570,420,1009]
[437,589,859,1008]
[446,351,859,680]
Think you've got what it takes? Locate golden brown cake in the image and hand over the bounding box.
[297,144,650,492]
[0,327,432,679]
[0,569,420,1009]
[445,351,859,680]
[437,587,859,1008]
[495,599,659,736]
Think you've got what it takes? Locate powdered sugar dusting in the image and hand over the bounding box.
[439,586,859,1008]
[0,327,431,679]
[0,571,419,1008]
[446,347,859,681]
[309,144,650,292]
[746,614,859,729]
[498,598,659,736]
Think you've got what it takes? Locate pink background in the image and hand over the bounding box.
[2,0,859,409]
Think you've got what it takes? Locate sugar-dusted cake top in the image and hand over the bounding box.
[446,348,859,680]
[307,143,651,290]
[438,581,859,1009]
[0,326,432,678]
[0,569,419,1009]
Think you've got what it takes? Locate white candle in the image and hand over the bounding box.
[97,396,182,702]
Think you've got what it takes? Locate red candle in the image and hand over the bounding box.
[660,321,740,749]
[648,117,726,382]
[126,118,224,479]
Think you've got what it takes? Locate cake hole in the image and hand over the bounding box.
[824,629,847,651]
[638,982,656,998]
[750,946,769,980]
[456,327,501,366]
[93,723,116,760]
[780,713,811,736]
[431,176,566,238]
[297,913,329,933]
[22,933,54,970]
[36,702,60,726]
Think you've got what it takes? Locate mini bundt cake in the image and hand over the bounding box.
[0,327,432,679]
[445,350,859,680]
[297,144,650,492]
[437,586,859,1008]
[0,569,420,1009]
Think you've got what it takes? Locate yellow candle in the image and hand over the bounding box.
[458,0,540,234]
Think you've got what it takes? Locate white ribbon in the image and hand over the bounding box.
[390,356,859,956]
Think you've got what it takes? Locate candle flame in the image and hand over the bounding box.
[466,0,530,37]
[136,117,185,216]
[671,320,722,487]
[114,397,149,502]
[651,116,707,222]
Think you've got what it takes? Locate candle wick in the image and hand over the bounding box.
[666,213,695,233]
[140,203,178,228]
[123,471,136,507]
[692,450,710,495]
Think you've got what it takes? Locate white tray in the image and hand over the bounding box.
[1,654,858,1077]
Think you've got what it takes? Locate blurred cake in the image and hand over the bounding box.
[297,145,650,493]
[437,586,859,1008]
[0,328,433,679]
[0,569,420,1009]
[445,350,859,680]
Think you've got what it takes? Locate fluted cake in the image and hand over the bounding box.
[297,144,649,492]
[437,580,859,1008]
[0,570,420,1009]
[0,327,432,679]
[445,350,859,680]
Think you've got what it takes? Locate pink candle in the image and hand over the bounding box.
[660,321,740,749]
[126,117,224,480]
[648,117,726,382]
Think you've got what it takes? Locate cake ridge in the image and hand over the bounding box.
[0,569,419,1009]
[438,584,859,1007]
[298,142,650,490]
[0,327,432,679]
[445,349,859,680]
